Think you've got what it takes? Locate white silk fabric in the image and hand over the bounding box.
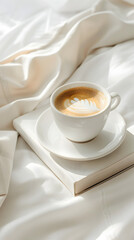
[0,0,134,239]
[0,131,17,208]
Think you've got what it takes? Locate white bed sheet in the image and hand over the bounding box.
[0,0,134,239]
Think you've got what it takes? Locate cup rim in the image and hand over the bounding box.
[50,81,111,119]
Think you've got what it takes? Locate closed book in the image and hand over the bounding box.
[13,107,134,195]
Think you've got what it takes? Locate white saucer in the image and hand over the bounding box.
[35,108,126,161]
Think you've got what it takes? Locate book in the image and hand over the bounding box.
[13,107,134,195]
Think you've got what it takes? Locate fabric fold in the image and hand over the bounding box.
[1,1,134,129]
[0,131,17,207]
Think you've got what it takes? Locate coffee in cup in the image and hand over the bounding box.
[54,86,107,117]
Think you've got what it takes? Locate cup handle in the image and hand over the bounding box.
[110,92,121,111]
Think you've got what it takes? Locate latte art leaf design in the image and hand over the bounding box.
[64,98,100,114]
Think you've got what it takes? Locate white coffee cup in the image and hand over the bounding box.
[50,82,120,142]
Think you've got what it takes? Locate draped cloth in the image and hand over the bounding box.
[0,0,134,239]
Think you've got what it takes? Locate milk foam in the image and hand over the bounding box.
[64,98,100,114]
